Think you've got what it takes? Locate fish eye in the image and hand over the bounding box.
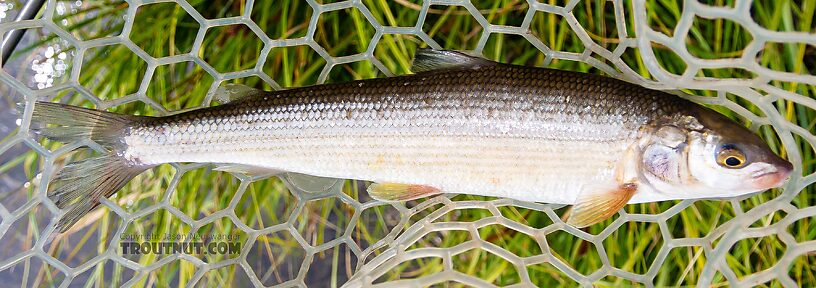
[717,145,747,168]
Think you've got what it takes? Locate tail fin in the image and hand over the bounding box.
[29,102,152,232]
[48,156,147,232]
[30,102,138,147]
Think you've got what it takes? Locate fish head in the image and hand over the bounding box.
[638,106,793,199]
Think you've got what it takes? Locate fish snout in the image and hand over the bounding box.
[751,160,793,189]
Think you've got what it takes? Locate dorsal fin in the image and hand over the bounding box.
[411,48,495,73]
[213,84,265,104]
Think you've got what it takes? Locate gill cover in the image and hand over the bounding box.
[638,106,792,201]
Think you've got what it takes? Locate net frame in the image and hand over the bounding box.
[0,0,813,287]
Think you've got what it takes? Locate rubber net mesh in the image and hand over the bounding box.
[0,0,814,287]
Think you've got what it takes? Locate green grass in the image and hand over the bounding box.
[3,0,816,287]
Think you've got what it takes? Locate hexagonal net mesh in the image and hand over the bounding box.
[0,0,814,287]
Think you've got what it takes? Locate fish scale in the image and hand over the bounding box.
[31,49,791,231]
[122,64,688,204]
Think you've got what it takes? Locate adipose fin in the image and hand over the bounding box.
[411,48,496,73]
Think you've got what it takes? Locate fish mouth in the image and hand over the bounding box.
[751,171,777,179]
[750,164,793,189]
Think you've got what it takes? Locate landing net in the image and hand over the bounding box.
[0,0,814,287]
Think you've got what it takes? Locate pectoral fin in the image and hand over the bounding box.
[566,183,637,228]
[367,183,442,201]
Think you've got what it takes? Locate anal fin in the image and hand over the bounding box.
[367,183,442,201]
[213,164,282,177]
[214,165,343,195]
[283,172,343,194]
[566,183,637,228]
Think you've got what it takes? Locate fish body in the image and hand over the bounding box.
[125,63,679,204]
[28,49,792,231]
